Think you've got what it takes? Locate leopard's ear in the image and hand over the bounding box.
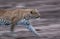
[30,9,36,14]
[30,11,33,14]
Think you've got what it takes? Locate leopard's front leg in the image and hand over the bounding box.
[20,19,40,36]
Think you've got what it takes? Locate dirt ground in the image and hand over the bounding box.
[0,0,60,39]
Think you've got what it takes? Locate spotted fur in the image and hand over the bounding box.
[0,8,40,36]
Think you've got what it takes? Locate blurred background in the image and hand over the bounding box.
[0,0,60,39]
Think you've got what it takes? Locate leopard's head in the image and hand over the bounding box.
[29,9,40,19]
[24,9,40,20]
